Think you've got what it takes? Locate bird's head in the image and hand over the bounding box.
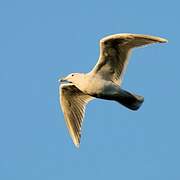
[59,73,85,85]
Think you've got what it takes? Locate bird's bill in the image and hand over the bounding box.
[59,77,72,84]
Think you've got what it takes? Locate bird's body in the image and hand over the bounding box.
[73,73,116,96]
[59,33,167,147]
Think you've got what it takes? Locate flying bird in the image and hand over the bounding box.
[59,33,167,148]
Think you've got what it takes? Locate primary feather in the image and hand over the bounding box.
[60,84,93,147]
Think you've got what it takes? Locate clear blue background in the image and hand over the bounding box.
[0,0,179,179]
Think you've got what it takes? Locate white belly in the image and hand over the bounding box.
[80,76,119,96]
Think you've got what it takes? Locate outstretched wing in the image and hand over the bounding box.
[91,33,167,85]
[59,83,93,148]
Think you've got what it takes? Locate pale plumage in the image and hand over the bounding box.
[59,33,167,147]
[92,33,167,85]
[60,84,93,147]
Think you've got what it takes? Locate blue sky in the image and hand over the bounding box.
[0,0,179,179]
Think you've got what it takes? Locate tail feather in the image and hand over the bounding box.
[94,88,144,111]
[115,89,144,111]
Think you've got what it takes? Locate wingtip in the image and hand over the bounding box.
[156,37,168,43]
[74,142,80,148]
[72,137,80,148]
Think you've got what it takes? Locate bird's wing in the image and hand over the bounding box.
[91,33,167,84]
[59,83,94,148]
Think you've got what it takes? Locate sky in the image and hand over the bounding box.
[0,0,179,179]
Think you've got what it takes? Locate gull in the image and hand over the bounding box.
[59,33,167,148]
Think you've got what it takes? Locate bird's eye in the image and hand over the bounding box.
[72,74,74,77]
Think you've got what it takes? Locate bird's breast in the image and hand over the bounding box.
[79,77,118,97]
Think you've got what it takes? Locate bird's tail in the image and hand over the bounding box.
[115,88,144,111]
